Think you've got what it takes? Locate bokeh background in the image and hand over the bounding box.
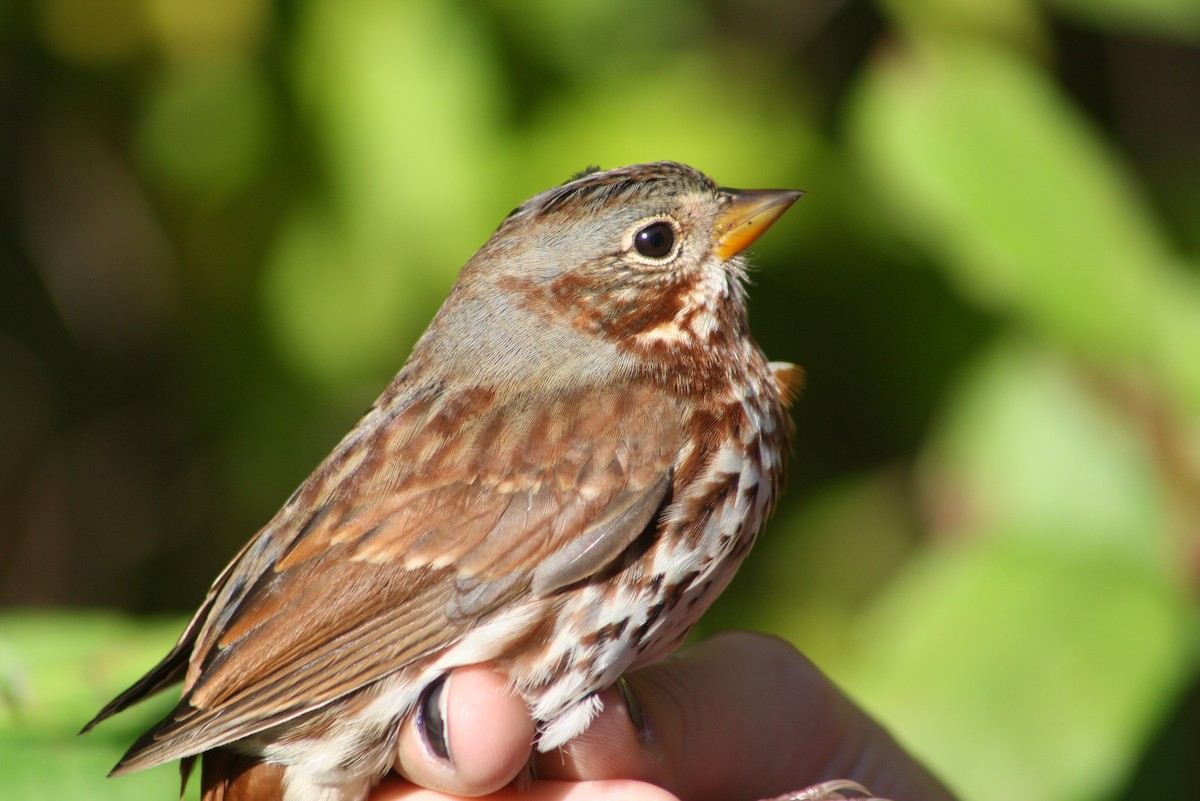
[2,1,1198,799]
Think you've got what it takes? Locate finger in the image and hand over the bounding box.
[538,630,818,798]
[536,631,955,801]
[392,666,536,796]
[373,775,681,801]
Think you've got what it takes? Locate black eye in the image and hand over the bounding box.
[634,221,676,259]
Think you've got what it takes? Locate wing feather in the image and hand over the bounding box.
[106,380,682,773]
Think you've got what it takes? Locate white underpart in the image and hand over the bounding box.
[269,672,423,801]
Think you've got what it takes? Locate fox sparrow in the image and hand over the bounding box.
[85,161,804,800]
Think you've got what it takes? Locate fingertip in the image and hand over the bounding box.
[394,667,535,796]
[450,666,536,787]
[535,677,666,785]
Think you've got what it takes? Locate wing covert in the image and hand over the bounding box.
[111,380,683,772]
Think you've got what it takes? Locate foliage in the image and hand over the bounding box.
[0,612,191,799]
[2,1,1197,800]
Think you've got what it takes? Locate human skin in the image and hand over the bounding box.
[374,631,958,801]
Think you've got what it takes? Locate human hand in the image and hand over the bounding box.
[372,631,957,801]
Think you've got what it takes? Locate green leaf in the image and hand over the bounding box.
[918,341,1171,566]
[836,340,1196,801]
[265,0,512,384]
[847,539,1194,801]
[848,39,1200,411]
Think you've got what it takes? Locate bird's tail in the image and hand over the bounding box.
[200,749,286,801]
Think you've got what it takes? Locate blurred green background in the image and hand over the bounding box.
[1,1,1198,799]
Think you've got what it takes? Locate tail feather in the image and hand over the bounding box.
[201,750,286,801]
[82,649,189,736]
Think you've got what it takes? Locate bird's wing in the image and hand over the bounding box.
[102,379,683,773]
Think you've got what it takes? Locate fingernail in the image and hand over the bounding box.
[417,674,451,762]
[617,676,647,742]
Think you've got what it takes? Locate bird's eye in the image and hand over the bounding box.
[633,221,676,260]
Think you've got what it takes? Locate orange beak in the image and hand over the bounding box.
[712,188,803,260]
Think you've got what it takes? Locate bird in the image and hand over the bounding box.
[84,161,804,801]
